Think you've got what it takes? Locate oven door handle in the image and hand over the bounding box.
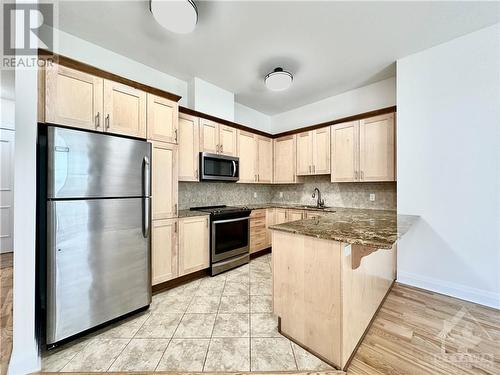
[212,216,249,225]
[232,160,237,177]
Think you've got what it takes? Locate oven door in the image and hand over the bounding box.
[211,216,249,262]
[200,152,239,182]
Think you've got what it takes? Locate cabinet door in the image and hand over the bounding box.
[274,135,297,184]
[287,209,304,222]
[152,142,178,220]
[331,121,358,183]
[219,125,237,156]
[274,209,288,224]
[103,80,146,138]
[237,130,257,183]
[147,94,178,143]
[250,209,267,254]
[312,127,331,174]
[265,208,275,247]
[152,218,178,285]
[178,216,209,276]
[296,131,313,175]
[200,119,219,153]
[359,114,395,182]
[257,136,273,183]
[45,63,103,131]
[178,113,200,182]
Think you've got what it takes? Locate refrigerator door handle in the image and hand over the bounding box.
[143,197,150,238]
[143,156,150,196]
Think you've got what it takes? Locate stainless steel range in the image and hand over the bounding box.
[191,205,251,275]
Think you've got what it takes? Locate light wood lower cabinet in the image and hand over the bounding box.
[250,209,268,253]
[151,141,178,220]
[45,63,103,131]
[103,79,146,138]
[178,216,209,276]
[147,94,178,144]
[265,208,274,246]
[152,218,178,285]
[178,113,200,181]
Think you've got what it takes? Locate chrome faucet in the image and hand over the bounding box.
[312,187,325,208]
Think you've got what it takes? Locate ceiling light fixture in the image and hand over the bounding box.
[264,67,293,91]
[150,0,198,34]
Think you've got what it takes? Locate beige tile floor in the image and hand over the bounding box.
[41,253,333,372]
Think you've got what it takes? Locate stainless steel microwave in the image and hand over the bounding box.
[200,152,239,182]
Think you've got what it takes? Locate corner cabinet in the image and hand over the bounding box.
[237,131,273,184]
[331,113,395,183]
[296,127,331,175]
[273,135,298,184]
[200,119,237,156]
[147,94,179,144]
[152,218,178,285]
[151,141,178,220]
[178,113,200,181]
[178,216,209,276]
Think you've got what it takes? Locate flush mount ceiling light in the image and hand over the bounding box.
[264,67,293,91]
[150,0,198,34]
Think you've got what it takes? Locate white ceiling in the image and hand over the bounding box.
[54,1,500,115]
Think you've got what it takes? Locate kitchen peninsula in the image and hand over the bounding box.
[270,208,413,371]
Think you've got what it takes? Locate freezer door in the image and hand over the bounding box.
[47,126,151,199]
[46,198,151,344]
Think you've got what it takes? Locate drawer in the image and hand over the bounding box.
[250,209,266,218]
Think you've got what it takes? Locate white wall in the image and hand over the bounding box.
[190,77,235,121]
[1,98,15,130]
[48,28,189,106]
[271,77,396,133]
[234,102,271,133]
[397,23,500,308]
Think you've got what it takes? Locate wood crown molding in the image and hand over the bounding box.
[38,49,183,103]
[181,105,396,139]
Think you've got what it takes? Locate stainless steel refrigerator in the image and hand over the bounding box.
[45,126,151,345]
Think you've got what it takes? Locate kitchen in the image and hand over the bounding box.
[3,2,500,375]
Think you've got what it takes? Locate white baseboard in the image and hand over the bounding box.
[8,349,40,375]
[397,271,500,310]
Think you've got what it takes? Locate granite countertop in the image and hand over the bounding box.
[242,203,339,212]
[269,207,417,248]
[177,209,211,218]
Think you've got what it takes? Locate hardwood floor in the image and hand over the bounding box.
[0,252,13,375]
[347,283,500,375]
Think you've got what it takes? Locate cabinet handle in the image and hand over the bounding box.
[220,144,223,153]
[361,171,364,180]
[95,112,100,129]
[174,203,178,215]
[216,144,220,153]
[354,171,358,180]
[174,221,178,233]
[195,168,198,179]
[313,165,315,174]
[105,114,110,130]
[174,129,178,143]
[258,174,260,181]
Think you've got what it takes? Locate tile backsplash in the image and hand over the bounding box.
[180,176,396,210]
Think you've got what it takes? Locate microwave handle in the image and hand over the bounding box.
[232,160,237,177]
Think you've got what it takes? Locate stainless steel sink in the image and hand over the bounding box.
[300,205,330,210]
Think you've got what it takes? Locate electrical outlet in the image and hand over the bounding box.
[279,192,283,198]
[253,192,257,198]
[369,193,375,202]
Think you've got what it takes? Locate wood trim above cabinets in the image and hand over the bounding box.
[39,49,182,103]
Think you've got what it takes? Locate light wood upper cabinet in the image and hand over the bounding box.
[178,113,200,182]
[257,136,273,183]
[296,131,313,175]
[147,94,178,144]
[200,119,219,154]
[45,63,103,131]
[103,80,146,138]
[237,130,257,183]
[297,127,330,175]
[331,121,358,183]
[151,141,178,220]
[359,114,395,182]
[152,218,178,285]
[312,127,331,174]
[331,114,395,183]
[219,125,237,156]
[178,216,209,276]
[273,135,297,184]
